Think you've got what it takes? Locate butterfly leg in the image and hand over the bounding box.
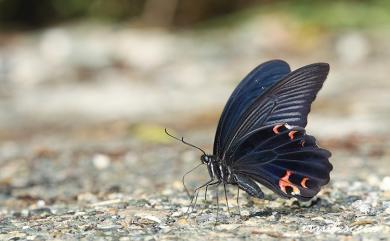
[187,179,219,218]
[215,182,221,225]
[203,180,222,200]
[236,186,241,216]
[185,191,198,219]
[185,179,212,218]
[191,189,200,215]
[204,184,209,202]
[200,180,219,214]
[223,183,230,215]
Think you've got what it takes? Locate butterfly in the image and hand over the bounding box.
[167,59,332,207]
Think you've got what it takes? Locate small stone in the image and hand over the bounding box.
[176,218,189,226]
[351,219,375,227]
[37,200,45,207]
[21,209,29,217]
[383,201,390,209]
[269,211,281,222]
[171,210,183,217]
[384,208,390,215]
[367,176,381,186]
[30,207,53,217]
[93,154,111,170]
[162,188,173,195]
[351,200,372,215]
[91,199,123,207]
[380,176,390,191]
[135,213,161,224]
[240,210,250,216]
[311,216,325,221]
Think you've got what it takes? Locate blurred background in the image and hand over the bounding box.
[1,0,390,212]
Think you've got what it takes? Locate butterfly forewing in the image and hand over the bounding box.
[219,63,329,161]
[214,60,291,158]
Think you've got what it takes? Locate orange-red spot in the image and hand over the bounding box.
[288,131,298,140]
[279,170,300,195]
[301,177,309,189]
[273,124,283,134]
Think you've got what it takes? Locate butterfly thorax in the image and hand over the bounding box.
[201,154,234,184]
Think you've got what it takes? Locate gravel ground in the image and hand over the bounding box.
[0,123,390,240]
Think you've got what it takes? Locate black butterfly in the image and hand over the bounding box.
[167,59,332,208]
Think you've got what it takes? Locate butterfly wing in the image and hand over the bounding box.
[213,61,332,200]
[231,124,332,201]
[214,60,291,158]
[220,63,330,161]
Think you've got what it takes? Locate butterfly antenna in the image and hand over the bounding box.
[164,128,206,155]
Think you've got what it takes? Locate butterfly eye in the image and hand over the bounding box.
[200,155,209,163]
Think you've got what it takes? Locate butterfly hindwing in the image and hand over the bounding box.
[231,124,332,201]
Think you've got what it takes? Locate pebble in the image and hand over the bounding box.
[176,218,189,226]
[380,177,390,191]
[37,200,46,207]
[135,213,162,224]
[30,207,53,217]
[351,219,375,227]
[93,154,111,170]
[351,200,372,215]
[91,199,123,207]
[21,209,29,217]
[384,208,390,215]
[171,210,183,217]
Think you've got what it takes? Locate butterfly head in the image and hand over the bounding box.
[200,154,214,164]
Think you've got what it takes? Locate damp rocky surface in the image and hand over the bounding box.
[1,123,390,240]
